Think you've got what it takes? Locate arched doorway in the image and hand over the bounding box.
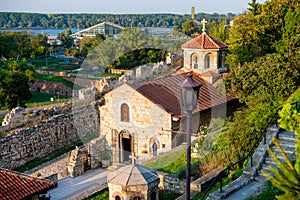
[120,130,133,162]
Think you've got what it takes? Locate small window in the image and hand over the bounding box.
[121,103,130,122]
[204,53,210,69]
[192,54,198,69]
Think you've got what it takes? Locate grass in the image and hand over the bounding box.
[26,92,70,107]
[159,189,181,200]
[86,189,180,200]
[87,189,109,200]
[35,73,81,89]
[142,148,185,174]
[28,56,82,72]
[142,147,200,175]
[0,92,70,110]
[13,141,83,173]
[28,56,65,68]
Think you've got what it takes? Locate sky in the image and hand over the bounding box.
[0,0,266,15]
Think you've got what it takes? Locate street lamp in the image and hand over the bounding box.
[179,73,202,199]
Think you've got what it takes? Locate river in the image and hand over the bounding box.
[0,27,173,36]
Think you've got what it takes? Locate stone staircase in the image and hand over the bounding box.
[208,127,296,200]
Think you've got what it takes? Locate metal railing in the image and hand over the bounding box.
[199,102,299,200]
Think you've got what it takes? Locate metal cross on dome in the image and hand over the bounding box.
[201,18,208,34]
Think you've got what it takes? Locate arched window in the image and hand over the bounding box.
[192,54,198,68]
[121,103,130,122]
[204,53,210,69]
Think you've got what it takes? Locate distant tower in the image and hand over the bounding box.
[191,7,195,19]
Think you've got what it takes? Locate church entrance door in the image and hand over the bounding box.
[120,130,133,162]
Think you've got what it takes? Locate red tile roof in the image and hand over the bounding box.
[131,72,232,117]
[0,168,55,200]
[181,33,228,49]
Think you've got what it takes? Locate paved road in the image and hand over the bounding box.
[47,168,111,200]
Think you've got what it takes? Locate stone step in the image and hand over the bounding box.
[264,156,277,165]
[223,181,264,200]
[261,163,277,171]
[276,137,296,146]
[270,146,295,155]
[254,175,268,183]
[278,131,296,141]
[207,175,253,199]
[265,151,295,162]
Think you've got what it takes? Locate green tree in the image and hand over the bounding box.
[226,0,299,68]
[222,0,300,163]
[224,53,299,155]
[30,33,47,57]
[79,34,105,58]
[247,0,262,15]
[208,19,229,42]
[0,59,34,110]
[57,29,74,49]
[181,20,198,36]
[263,89,300,199]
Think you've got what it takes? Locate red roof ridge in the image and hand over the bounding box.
[206,34,222,49]
[181,33,228,49]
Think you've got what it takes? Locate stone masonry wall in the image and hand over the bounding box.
[158,172,185,194]
[0,102,100,169]
[25,153,69,181]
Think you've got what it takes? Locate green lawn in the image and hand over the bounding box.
[142,148,186,174]
[35,73,81,89]
[159,189,181,200]
[86,189,180,200]
[25,92,70,108]
[28,56,81,72]
[28,56,65,68]
[0,92,70,110]
[142,147,200,175]
[87,189,109,200]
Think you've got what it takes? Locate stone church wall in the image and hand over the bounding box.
[183,49,219,73]
[0,102,100,170]
[100,84,173,162]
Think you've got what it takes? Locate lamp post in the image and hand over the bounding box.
[179,73,202,200]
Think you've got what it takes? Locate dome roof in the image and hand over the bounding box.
[107,164,159,189]
[181,33,228,50]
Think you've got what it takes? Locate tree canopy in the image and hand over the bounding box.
[0,59,35,110]
[222,0,300,157]
[0,12,234,29]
